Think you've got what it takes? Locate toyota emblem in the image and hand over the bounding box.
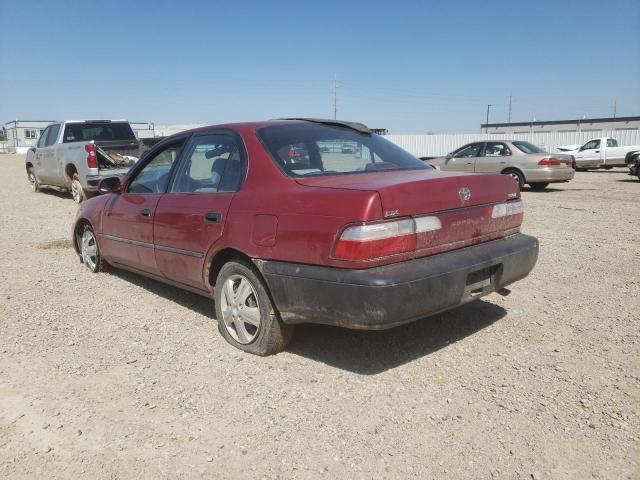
[458,187,471,201]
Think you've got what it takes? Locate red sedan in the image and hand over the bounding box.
[73,119,538,355]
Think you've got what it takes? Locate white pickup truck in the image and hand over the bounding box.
[564,137,640,170]
[25,120,141,203]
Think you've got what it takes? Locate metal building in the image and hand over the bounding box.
[481,116,640,134]
[3,120,55,153]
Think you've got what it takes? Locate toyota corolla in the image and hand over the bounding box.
[73,119,538,355]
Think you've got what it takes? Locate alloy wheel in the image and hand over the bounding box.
[81,230,98,271]
[220,274,261,344]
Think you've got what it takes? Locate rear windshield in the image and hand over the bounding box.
[258,123,430,177]
[63,122,136,143]
[512,141,547,154]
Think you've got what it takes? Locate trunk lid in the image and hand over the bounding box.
[298,169,522,259]
[295,169,519,217]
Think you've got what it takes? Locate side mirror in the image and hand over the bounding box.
[98,176,122,194]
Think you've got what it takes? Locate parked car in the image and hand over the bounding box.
[73,119,538,355]
[562,137,640,170]
[430,140,574,191]
[627,151,640,181]
[25,120,141,203]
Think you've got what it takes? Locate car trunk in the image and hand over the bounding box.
[296,169,523,258]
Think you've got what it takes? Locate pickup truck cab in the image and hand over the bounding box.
[572,137,640,170]
[73,119,539,355]
[25,120,141,203]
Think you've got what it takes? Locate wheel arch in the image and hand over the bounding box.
[501,166,526,183]
[65,162,78,182]
[207,247,255,290]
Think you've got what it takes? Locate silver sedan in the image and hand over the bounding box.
[430,140,574,190]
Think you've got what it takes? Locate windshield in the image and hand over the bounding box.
[258,123,431,177]
[63,122,136,143]
[512,141,547,154]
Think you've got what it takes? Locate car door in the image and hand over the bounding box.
[575,139,601,167]
[100,139,186,275]
[154,132,245,290]
[38,124,61,184]
[443,143,483,172]
[33,126,50,181]
[475,141,512,173]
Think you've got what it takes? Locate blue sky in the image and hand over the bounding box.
[1,0,638,133]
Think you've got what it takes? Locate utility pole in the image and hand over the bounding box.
[485,104,493,133]
[613,99,617,118]
[332,73,337,120]
[508,89,512,123]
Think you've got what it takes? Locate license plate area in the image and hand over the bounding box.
[465,266,499,297]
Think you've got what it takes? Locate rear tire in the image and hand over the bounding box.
[27,167,40,192]
[529,182,549,191]
[71,173,87,204]
[214,259,293,355]
[503,169,524,188]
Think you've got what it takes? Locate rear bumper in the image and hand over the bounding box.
[523,167,574,183]
[259,233,539,330]
[85,169,130,190]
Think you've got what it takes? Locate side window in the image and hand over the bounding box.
[482,142,511,157]
[45,125,60,146]
[454,143,482,158]
[606,138,618,147]
[582,139,600,151]
[128,141,185,194]
[37,127,50,148]
[171,134,243,193]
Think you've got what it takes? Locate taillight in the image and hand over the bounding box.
[491,200,524,219]
[85,143,98,169]
[333,216,441,261]
[538,157,561,166]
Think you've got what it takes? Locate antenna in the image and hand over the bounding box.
[613,99,617,118]
[508,89,512,123]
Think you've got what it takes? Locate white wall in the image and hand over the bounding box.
[384,130,640,157]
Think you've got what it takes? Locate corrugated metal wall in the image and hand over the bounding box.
[385,130,640,157]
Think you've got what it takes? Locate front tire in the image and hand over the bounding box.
[214,259,293,355]
[529,182,549,191]
[79,225,106,273]
[27,167,40,192]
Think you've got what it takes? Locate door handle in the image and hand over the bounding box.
[594,150,600,153]
[204,212,221,223]
[140,208,151,218]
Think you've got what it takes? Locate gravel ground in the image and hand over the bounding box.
[0,154,638,479]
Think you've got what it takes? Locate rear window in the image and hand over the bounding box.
[512,141,547,154]
[258,123,430,177]
[63,122,136,143]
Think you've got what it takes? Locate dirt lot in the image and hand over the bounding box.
[0,153,638,479]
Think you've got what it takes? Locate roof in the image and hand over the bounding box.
[178,119,371,136]
[481,115,640,128]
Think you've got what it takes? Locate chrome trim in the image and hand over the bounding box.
[99,234,204,258]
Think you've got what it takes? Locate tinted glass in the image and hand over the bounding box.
[606,138,618,147]
[258,123,429,177]
[46,124,60,146]
[581,139,600,150]
[128,141,184,194]
[482,142,511,157]
[171,134,243,193]
[512,141,547,154]
[63,122,136,143]
[453,143,482,158]
[37,127,50,148]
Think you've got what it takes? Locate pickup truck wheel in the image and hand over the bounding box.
[27,167,40,192]
[529,182,549,191]
[503,169,524,188]
[70,174,86,203]
[80,226,106,273]
[215,259,293,355]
